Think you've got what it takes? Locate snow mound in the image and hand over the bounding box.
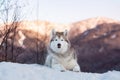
[0,62,120,80]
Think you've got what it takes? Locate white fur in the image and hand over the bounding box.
[73,64,80,72]
[45,29,80,72]
[50,29,55,39]
[50,36,69,54]
[45,52,80,72]
[52,59,67,71]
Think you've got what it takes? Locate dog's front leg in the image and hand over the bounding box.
[51,59,66,72]
[73,63,81,72]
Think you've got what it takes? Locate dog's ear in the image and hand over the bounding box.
[50,29,56,38]
[64,29,68,36]
[52,29,56,35]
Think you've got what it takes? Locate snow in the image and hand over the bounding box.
[0,62,120,80]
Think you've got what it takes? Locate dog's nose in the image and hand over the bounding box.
[57,43,61,48]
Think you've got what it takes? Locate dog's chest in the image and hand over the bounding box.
[51,53,76,69]
[51,53,71,62]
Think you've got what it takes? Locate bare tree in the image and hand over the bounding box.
[0,0,26,61]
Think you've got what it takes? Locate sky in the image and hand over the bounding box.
[0,0,120,24]
[26,0,120,24]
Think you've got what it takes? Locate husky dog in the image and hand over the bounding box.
[45,29,80,72]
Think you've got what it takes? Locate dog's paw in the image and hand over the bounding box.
[52,64,66,72]
[73,65,80,72]
[60,69,66,72]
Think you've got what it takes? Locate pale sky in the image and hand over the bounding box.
[25,0,120,24]
[0,0,120,24]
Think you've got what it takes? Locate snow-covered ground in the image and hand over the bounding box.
[0,62,120,80]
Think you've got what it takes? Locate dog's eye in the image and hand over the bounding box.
[55,39,57,41]
[61,39,63,41]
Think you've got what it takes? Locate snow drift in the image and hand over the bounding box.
[0,62,120,80]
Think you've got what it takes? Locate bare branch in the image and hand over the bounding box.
[0,0,27,61]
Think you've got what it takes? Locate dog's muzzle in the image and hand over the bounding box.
[57,43,61,48]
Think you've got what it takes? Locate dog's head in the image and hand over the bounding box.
[49,29,70,54]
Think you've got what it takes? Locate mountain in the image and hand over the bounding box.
[71,22,120,73]
[69,17,120,38]
[18,20,70,36]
